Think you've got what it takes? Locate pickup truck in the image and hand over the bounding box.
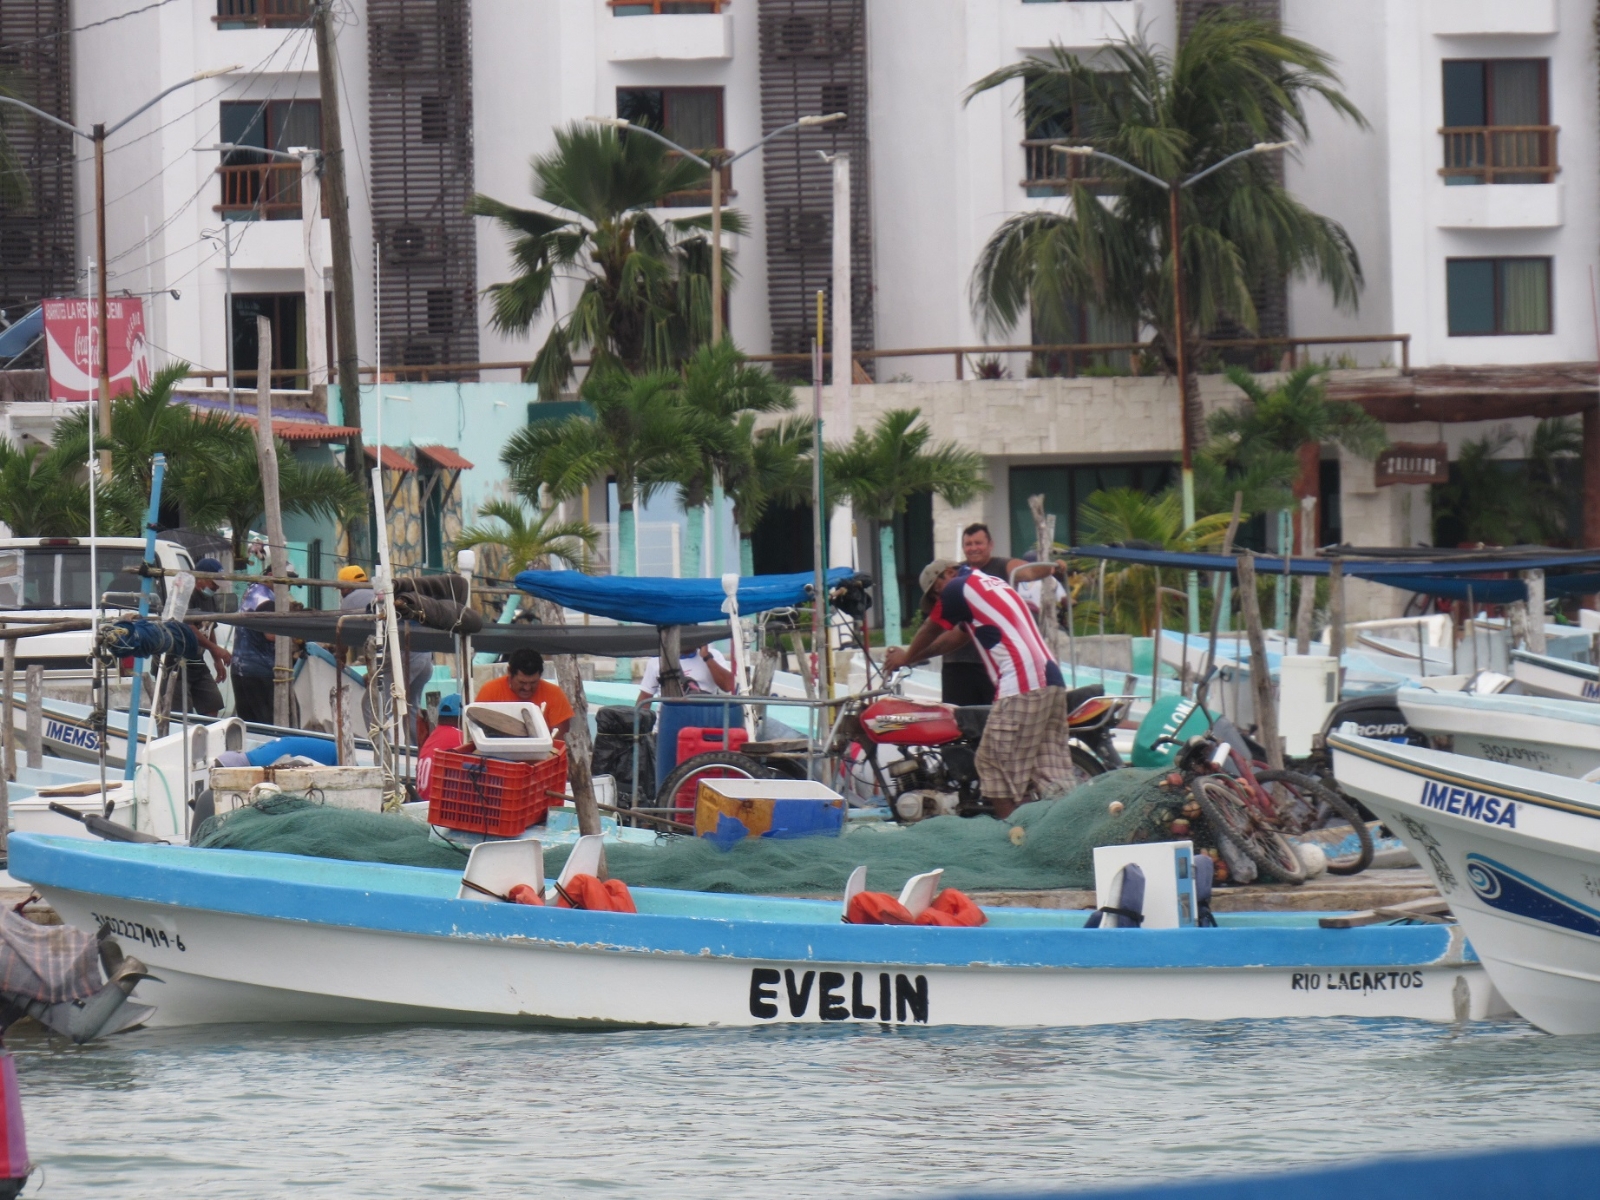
[0,537,203,674]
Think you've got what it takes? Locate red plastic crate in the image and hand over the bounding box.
[427,742,569,836]
[671,726,750,810]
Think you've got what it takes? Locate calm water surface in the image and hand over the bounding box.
[9,1017,1598,1198]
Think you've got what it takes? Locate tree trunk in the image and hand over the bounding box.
[739,535,754,577]
[1294,497,1317,655]
[531,595,599,836]
[1292,441,1320,552]
[1237,555,1284,770]
[878,523,902,647]
[683,504,704,579]
[618,503,637,578]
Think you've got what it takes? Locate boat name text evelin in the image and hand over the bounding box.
[749,968,929,1023]
[1418,781,1517,827]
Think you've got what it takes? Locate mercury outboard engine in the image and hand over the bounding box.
[1320,690,1430,748]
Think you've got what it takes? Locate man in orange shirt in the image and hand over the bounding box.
[474,648,573,741]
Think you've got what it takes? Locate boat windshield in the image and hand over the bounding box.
[0,547,154,610]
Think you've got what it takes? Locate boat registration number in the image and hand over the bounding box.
[749,968,928,1023]
[90,910,185,953]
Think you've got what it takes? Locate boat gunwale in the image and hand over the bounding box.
[9,834,1467,973]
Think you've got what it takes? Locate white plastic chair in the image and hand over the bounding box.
[459,839,545,902]
[841,865,868,920]
[897,869,944,919]
[548,833,607,902]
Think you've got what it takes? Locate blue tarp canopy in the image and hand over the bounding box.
[514,568,855,626]
[1070,544,1600,601]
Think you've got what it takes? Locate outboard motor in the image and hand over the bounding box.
[1319,690,1430,749]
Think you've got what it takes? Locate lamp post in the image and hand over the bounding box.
[587,112,844,344]
[0,68,240,472]
[1055,140,1294,633]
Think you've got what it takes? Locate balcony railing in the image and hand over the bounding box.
[1021,139,1110,196]
[609,1,724,13]
[215,0,311,28]
[1439,125,1559,184]
[215,161,323,220]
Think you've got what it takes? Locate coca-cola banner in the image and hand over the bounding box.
[42,297,151,402]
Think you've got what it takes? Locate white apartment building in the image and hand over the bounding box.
[1,0,1593,597]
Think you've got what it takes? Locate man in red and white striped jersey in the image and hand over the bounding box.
[885,560,1079,817]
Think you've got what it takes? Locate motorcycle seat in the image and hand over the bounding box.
[1065,683,1105,712]
[954,705,991,740]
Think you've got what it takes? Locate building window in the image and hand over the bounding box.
[1446,257,1551,336]
[418,96,450,142]
[1440,59,1555,184]
[216,0,310,29]
[610,1,722,13]
[232,293,306,387]
[616,87,724,205]
[217,100,322,220]
[1008,462,1177,553]
[1021,74,1121,196]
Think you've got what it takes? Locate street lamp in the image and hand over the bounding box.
[0,66,240,468]
[1053,140,1294,533]
[587,112,845,344]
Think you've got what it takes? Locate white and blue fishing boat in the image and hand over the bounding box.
[1330,733,1600,1035]
[1398,685,1600,778]
[1509,648,1600,703]
[6,833,1505,1029]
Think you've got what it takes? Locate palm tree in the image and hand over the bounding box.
[1206,364,1386,550]
[825,410,989,644]
[966,11,1365,369]
[674,340,796,576]
[1522,417,1582,545]
[456,498,599,574]
[176,430,368,568]
[1432,420,1582,548]
[0,439,91,536]
[726,415,815,576]
[502,367,704,578]
[1075,487,1237,635]
[470,123,744,398]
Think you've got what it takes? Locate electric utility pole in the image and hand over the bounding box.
[312,0,366,556]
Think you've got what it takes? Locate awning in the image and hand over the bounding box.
[515,568,856,625]
[365,445,416,472]
[415,444,473,470]
[210,612,731,656]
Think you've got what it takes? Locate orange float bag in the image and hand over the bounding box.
[914,908,961,927]
[557,874,614,911]
[926,888,986,927]
[602,878,637,913]
[846,891,914,925]
[507,883,544,906]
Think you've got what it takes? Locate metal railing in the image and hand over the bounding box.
[215,0,311,28]
[1439,124,1559,184]
[215,161,323,221]
[609,0,724,11]
[1021,139,1109,193]
[183,334,1414,386]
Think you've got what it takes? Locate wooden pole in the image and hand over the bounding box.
[1525,569,1547,654]
[1150,568,1162,704]
[255,315,293,727]
[532,595,599,836]
[1028,494,1059,655]
[0,624,11,782]
[24,665,41,770]
[1328,558,1346,691]
[1294,496,1317,655]
[1197,492,1243,712]
[657,625,685,698]
[1236,554,1283,770]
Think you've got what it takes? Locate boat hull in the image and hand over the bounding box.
[1398,688,1600,778]
[1331,734,1600,1035]
[10,835,1503,1030]
[1509,650,1600,703]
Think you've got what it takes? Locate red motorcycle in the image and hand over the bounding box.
[656,681,1128,822]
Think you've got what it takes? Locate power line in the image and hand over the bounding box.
[0,0,186,52]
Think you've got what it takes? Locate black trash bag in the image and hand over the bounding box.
[394,591,483,634]
[394,574,470,604]
[592,705,656,805]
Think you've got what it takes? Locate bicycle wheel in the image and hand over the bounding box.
[1256,769,1375,876]
[657,751,772,818]
[1190,773,1308,885]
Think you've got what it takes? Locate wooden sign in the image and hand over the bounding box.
[1375,442,1449,486]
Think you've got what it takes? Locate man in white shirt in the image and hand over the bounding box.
[638,645,735,703]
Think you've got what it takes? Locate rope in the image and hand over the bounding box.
[99,619,199,663]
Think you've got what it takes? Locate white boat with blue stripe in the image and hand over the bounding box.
[1330,733,1600,1035]
[5,833,1503,1029]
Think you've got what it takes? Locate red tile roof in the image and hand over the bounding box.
[414,444,474,470]
[364,445,417,472]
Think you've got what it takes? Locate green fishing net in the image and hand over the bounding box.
[548,769,1186,895]
[192,795,469,870]
[190,771,1202,895]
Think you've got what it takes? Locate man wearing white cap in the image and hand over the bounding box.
[884,558,1076,817]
